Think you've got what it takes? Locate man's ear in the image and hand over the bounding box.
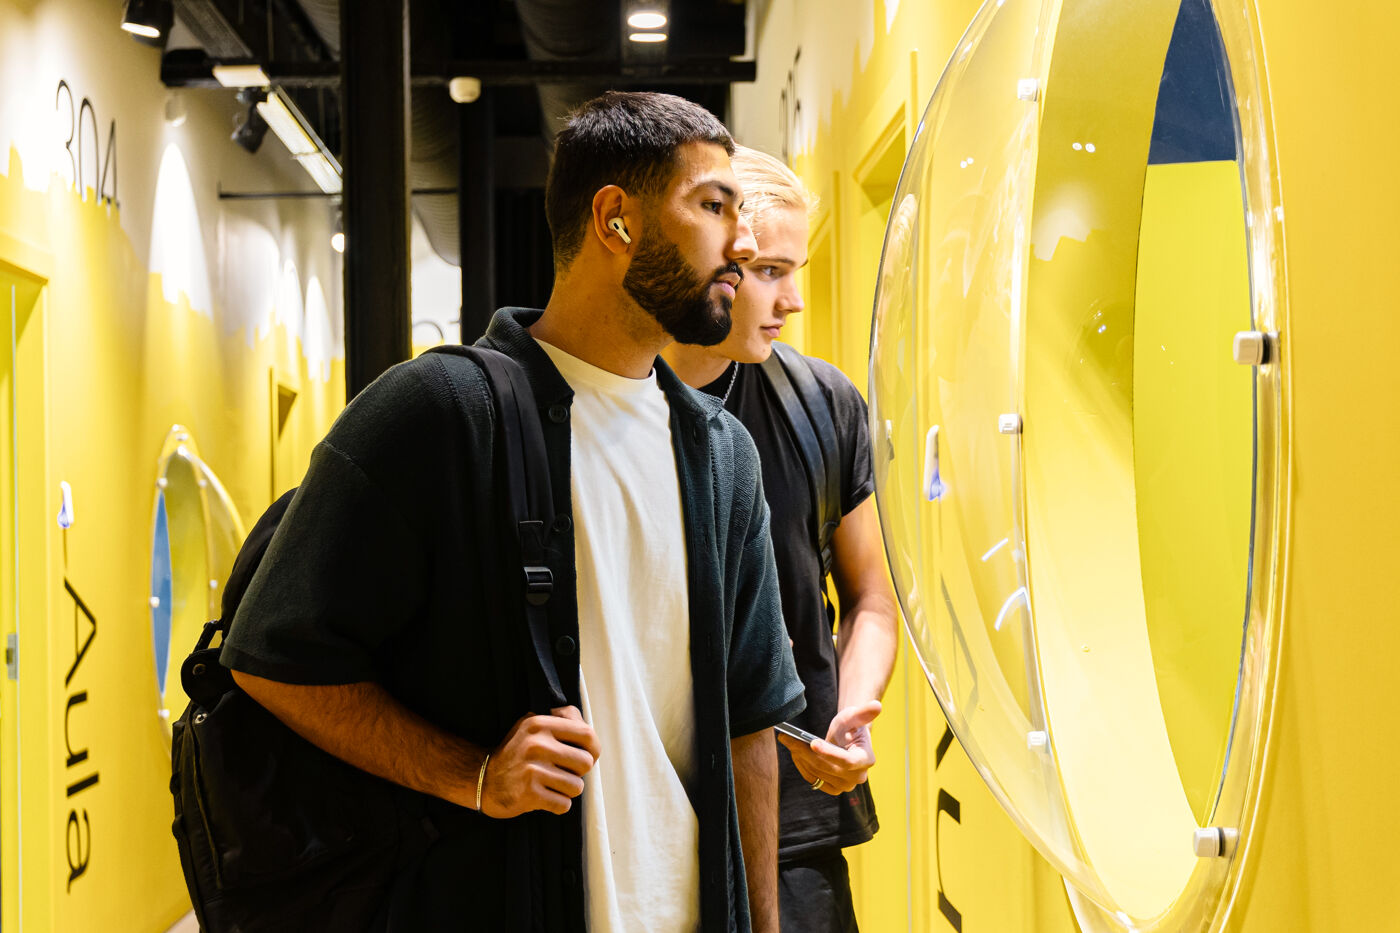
[591,185,639,255]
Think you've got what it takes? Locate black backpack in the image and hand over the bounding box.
[758,341,843,579]
[170,345,564,932]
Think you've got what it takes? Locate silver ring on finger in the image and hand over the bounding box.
[810,778,824,791]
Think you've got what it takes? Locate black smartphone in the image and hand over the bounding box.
[774,721,823,745]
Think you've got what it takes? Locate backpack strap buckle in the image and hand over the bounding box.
[524,566,553,606]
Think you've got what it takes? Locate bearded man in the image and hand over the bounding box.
[223,91,804,933]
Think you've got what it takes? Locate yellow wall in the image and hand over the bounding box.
[0,0,347,927]
[1231,0,1400,928]
[0,155,343,933]
[1133,160,1253,824]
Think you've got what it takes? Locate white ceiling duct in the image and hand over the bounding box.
[514,0,618,142]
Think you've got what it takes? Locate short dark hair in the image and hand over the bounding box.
[545,91,734,269]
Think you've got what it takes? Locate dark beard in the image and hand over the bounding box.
[622,227,737,347]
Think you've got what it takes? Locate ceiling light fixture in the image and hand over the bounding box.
[231,89,269,154]
[627,11,668,29]
[213,64,271,88]
[628,32,667,43]
[120,0,173,46]
[256,89,343,194]
[331,211,345,254]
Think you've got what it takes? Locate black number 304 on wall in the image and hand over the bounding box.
[55,80,117,208]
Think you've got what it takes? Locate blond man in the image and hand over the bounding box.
[662,146,898,932]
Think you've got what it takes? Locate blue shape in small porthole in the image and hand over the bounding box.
[151,490,175,696]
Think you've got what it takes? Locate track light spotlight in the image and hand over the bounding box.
[120,0,173,47]
[231,89,270,154]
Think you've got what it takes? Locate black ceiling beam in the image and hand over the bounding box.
[217,187,457,200]
[172,0,333,65]
[173,0,253,58]
[266,0,336,62]
[170,0,340,158]
[161,57,757,88]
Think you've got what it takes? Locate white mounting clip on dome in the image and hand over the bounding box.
[1192,827,1238,859]
[1232,330,1274,366]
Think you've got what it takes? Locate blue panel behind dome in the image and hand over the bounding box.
[1149,0,1238,164]
[151,491,174,696]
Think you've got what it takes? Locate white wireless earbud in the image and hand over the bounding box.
[608,217,632,244]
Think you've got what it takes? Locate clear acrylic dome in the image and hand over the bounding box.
[868,0,1286,928]
[869,0,1101,902]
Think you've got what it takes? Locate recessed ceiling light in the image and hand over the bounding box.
[628,11,668,29]
[629,32,667,43]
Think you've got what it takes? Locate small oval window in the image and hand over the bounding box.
[150,425,245,734]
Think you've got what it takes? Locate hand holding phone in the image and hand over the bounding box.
[775,702,883,797]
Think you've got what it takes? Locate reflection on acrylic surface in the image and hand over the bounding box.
[868,0,1275,927]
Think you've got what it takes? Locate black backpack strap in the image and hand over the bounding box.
[203,487,299,649]
[427,344,568,712]
[760,341,843,577]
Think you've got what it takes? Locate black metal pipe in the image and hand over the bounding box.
[161,56,757,88]
[217,187,458,200]
[341,0,411,398]
[459,88,496,344]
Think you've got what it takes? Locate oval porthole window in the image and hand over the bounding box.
[868,0,1287,929]
[150,425,246,734]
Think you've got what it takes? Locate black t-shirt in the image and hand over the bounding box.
[700,354,879,859]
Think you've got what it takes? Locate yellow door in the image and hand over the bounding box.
[1,265,47,931]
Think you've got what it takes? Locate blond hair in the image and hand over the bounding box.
[730,144,818,236]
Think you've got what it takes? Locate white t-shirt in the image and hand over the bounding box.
[536,339,700,933]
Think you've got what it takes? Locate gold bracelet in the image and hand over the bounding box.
[475,753,490,812]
